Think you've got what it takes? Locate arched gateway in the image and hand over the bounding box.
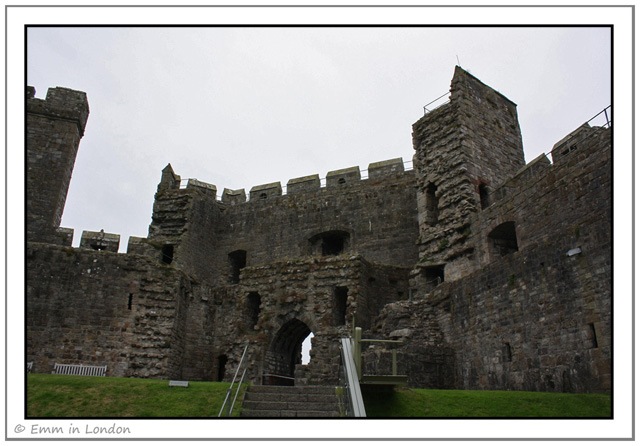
[263,318,312,386]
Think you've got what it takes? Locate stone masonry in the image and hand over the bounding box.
[26,66,611,393]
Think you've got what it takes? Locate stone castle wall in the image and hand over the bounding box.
[26,243,191,379]
[367,121,611,392]
[25,66,612,393]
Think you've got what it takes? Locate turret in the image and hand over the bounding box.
[26,86,90,243]
[412,66,525,282]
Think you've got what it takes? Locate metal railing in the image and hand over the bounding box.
[423,92,450,115]
[218,344,250,417]
[353,327,403,379]
[586,105,612,128]
[261,373,295,386]
[339,336,366,417]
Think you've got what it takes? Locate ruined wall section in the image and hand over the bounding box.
[145,166,225,285]
[365,299,455,389]
[224,256,365,385]
[357,261,412,331]
[26,243,191,380]
[372,125,611,392]
[26,86,89,244]
[412,66,526,284]
[177,256,414,383]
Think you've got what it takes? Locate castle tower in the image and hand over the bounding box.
[412,66,525,285]
[26,86,89,243]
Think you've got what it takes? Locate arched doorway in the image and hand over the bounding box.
[264,318,311,386]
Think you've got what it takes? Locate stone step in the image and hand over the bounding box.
[247,385,336,395]
[244,391,337,403]
[242,399,339,412]
[240,409,341,418]
[240,385,342,418]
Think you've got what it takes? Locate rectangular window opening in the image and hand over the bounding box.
[333,286,348,326]
[502,343,512,362]
[588,323,598,349]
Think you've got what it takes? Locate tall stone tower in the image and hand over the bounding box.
[412,66,525,286]
[26,86,89,244]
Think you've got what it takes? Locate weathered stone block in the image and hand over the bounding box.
[287,174,320,194]
[326,166,361,187]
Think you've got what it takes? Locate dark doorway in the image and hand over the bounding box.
[216,354,228,382]
[228,250,247,284]
[479,183,491,209]
[333,286,348,326]
[423,265,445,292]
[161,244,174,264]
[246,292,261,330]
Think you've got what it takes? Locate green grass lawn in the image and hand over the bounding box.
[27,374,245,418]
[27,374,611,418]
[362,386,612,418]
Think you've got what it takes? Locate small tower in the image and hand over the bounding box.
[26,86,89,243]
[412,66,525,284]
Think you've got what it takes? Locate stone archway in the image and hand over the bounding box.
[263,318,311,386]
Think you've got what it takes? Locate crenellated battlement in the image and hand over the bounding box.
[27,86,90,136]
[54,230,155,256]
[79,230,121,252]
[172,157,413,204]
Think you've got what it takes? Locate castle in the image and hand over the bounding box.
[26,66,612,393]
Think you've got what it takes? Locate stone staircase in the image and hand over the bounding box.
[240,385,342,418]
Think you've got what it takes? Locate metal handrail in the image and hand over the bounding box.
[423,92,450,114]
[218,344,249,417]
[353,326,404,379]
[339,337,366,417]
[586,105,612,128]
[261,373,296,383]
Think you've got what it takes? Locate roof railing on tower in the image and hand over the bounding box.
[423,92,450,115]
[585,105,612,129]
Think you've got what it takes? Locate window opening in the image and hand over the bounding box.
[127,293,133,310]
[587,323,598,348]
[259,192,267,199]
[502,343,512,362]
[246,292,261,330]
[161,244,174,264]
[423,265,445,292]
[479,183,491,209]
[333,286,348,326]
[310,230,350,256]
[322,234,345,255]
[488,221,519,257]
[216,355,228,382]
[228,250,247,284]
[425,182,439,226]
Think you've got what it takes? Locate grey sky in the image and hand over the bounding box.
[27,26,611,252]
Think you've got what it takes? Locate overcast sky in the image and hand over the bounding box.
[26,26,611,252]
